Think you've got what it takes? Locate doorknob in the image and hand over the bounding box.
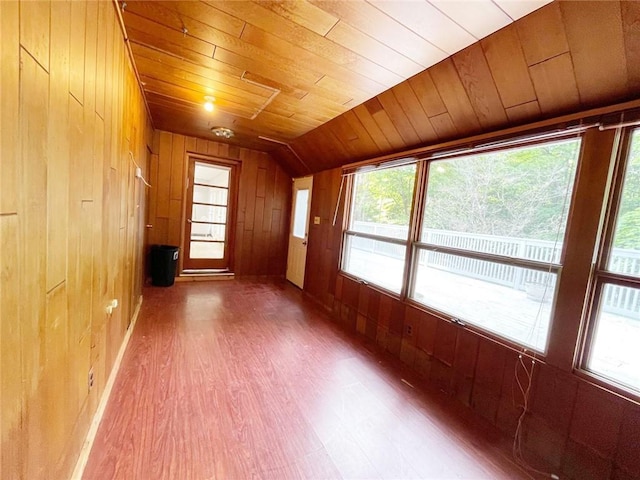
[302,240,307,246]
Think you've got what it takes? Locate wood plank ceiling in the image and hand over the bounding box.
[121,0,551,156]
[275,1,640,176]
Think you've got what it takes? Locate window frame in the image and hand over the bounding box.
[340,161,420,297]
[580,127,640,396]
[409,138,582,353]
[338,119,640,401]
[340,132,585,353]
[183,154,240,272]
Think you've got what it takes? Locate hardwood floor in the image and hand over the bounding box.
[83,280,532,480]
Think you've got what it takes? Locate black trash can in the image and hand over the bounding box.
[150,245,179,286]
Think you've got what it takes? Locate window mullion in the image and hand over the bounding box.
[595,272,640,288]
[546,128,619,370]
[403,160,428,299]
[344,231,407,245]
[415,243,561,273]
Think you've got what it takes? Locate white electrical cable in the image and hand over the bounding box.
[512,355,559,479]
[129,151,152,187]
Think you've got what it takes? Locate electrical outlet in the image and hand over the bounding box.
[106,298,119,315]
[405,324,413,337]
[88,369,94,389]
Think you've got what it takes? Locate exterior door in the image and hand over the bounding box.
[183,157,237,271]
[286,176,313,288]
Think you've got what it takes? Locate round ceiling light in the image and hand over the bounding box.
[211,127,234,139]
[204,96,215,112]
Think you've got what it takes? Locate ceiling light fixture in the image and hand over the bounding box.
[204,96,215,112]
[211,127,234,139]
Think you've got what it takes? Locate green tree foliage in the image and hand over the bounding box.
[423,139,580,241]
[613,132,640,250]
[352,164,416,225]
[353,135,640,250]
[352,141,581,239]
[615,209,640,249]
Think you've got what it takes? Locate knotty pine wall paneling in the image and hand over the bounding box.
[0,1,152,478]
[305,161,640,480]
[274,1,640,174]
[147,132,291,276]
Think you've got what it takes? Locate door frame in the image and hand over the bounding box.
[181,153,240,272]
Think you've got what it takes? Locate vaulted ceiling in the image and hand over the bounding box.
[121,2,550,147]
[122,1,640,176]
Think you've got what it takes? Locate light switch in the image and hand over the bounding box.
[314,216,321,225]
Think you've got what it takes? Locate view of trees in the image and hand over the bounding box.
[351,164,416,227]
[423,139,580,242]
[351,139,584,243]
[613,131,640,250]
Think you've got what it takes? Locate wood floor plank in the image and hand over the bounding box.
[83,280,532,480]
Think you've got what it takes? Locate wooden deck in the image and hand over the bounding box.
[83,280,532,479]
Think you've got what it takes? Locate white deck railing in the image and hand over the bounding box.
[350,221,640,318]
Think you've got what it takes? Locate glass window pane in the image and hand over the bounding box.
[349,164,416,240]
[191,223,225,242]
[412,250,556,351]
[422,139,581,262]
[293,189,309,239]
[588,283,640,391]
[607,130,640,277]
[342,235,405,294]
[192,204,227,224]
[194,162,230,188]
[193,185,228,206]
[190,241,224,259]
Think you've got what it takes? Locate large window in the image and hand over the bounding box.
[340,120,640,398]
[412,139,581,351]
[584,129,640,392]
[341,138,581,352]
[341,164,416,294]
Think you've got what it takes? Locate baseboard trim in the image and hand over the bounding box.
[70,295,143,480]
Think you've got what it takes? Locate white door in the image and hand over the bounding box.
[286,176,313,288]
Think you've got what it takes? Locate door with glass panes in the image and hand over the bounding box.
[184,157,237,271]
[286,176,313,288]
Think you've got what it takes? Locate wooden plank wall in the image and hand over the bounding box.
[275,1,640,175]
[296,6,640,474]
[0,1,152,478]
[147,132,291,276]
[305,167,640,480]
[304,168,344,307]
